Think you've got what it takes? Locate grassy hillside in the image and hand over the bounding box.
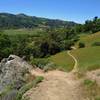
[50,32,100,72]
[49,51,74,72]
[50,47,100,72]
[71,47,100,71]
[76,32,100,48]
[73,32,100,71]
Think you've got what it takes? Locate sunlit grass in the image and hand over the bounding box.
[71,47,100,71]
[49,51,74,72]
[76,32,100,48]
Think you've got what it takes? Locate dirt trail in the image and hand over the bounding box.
[23,49,89,100]
[67,50,78,72]
[24,70,89,100]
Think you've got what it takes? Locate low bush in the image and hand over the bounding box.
[30,58,50,69]
[79,42,85,48]
[43,62,56,72]
[92,42,100,46]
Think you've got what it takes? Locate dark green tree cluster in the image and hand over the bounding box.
[75,16,100,34]
[37,29,77,56]
[84,16,100,33]
[0,32,12,60]
[0,28,78,61]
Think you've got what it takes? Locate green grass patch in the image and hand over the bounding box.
[95,96,100,100]
[84,79,96,87]
[71,47,100,71]
[49,51,74,72]
[76,32,100,48]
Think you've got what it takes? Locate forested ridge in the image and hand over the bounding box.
[0,13,76,29]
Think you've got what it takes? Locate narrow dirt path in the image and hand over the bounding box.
[67,50,78,72]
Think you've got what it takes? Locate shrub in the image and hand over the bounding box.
[92,42,100,46]
[30,58,50,69]
[43,62,56,72]
[0,32,12,60]
[79,42,85,48]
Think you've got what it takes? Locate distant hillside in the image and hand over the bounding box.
[0,13,77,29]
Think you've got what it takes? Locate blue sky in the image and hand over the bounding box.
[0,0,100,23]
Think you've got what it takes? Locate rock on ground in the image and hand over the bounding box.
[0,55,33,91]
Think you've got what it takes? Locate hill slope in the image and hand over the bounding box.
[50,32,100,72]
[76,32,100,47]
[71,47,100,71]
[0,13,76,29]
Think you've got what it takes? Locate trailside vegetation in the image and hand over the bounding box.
[0,28,78,61]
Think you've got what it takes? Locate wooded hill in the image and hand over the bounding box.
[0,13,76,29]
